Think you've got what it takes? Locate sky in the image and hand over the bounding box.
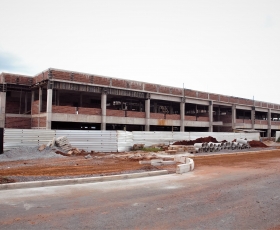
[0,0,280,104]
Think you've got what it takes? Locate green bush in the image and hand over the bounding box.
[142,147,162,152]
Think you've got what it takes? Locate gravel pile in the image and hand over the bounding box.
[0,146,66,162]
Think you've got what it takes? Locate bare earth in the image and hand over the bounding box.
[1,146,280,183]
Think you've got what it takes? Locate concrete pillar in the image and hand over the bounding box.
[268,108,271,138]
[232,105,236,131]
[24,92,28,114]
[101,91,107,130]
[0,92,6,128]
[39,87,42,113]
[31,91,34,103]
[251,106,255,130]
[180,101,185,132]
[46,89,53,129]
[208,101,213,132]
[145,99,150,131]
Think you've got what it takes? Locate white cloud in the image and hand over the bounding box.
[0,0,280,103]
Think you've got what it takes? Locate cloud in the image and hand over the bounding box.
[264,15,274,28]
[0,51,32,74]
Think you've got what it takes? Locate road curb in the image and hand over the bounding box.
[0,170,169,191]
[190,148,278,158]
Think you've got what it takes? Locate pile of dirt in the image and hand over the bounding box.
[173,136,219,145]
[248,140,268,148]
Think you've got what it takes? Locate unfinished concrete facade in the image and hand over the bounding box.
[1,68,280,137]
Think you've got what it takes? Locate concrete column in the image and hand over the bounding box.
[268,108,271,138]
[208,101,213,132]
[24,92,28,114]
[101,91,107,130]
[46,89,53,129]
[232,105,236,131]
[31,91,34,103]
[0,92,6,128]
[251,106,255,130]
[39,87,42,113]
[145,99,150,131]
[180,101,185,132]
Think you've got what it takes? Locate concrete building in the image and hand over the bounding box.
[1,68,280,137]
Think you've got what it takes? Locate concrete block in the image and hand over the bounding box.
[176,158,195,174]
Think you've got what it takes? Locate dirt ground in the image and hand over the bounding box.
[1,145,280,183]
[0,151,176,183]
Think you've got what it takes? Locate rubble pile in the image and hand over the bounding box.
[37,136,88,157]
[55,136,72,152]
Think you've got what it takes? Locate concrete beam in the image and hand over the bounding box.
[52,113,101,123]
[236,105,252,111]
[150,93,181,102]
[185,98,209,106]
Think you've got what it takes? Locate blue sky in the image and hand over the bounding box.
[1,0,280,103]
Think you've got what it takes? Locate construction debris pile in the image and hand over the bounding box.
[55,136,72,152]
[39,136,87,156]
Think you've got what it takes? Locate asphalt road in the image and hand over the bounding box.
[0,157,280,229]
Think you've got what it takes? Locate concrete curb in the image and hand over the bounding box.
[190,148,277,158]
[0,170,169,191]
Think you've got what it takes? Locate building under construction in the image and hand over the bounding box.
[1,68,280,137]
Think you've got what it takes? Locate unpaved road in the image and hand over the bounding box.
[0,149,280,229]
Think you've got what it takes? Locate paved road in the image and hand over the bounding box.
[0,158,280,229]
